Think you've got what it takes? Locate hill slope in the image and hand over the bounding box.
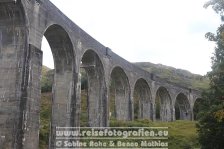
[134,62,209,90]
[41,66,54,92]
[41,62,210,91]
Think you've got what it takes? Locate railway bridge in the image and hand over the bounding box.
[0,0,201,148]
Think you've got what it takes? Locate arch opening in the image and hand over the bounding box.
[80,50,106,127]
[109,67,131,121]
[193,98,203,120]
[39,37,54,148]
[175,93,191,120]
[133,79,153,120]
[39,24,75,147]
[155,87,172,121]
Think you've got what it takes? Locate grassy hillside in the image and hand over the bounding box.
[41,62,210,92]
[41,66,54,92]
[134,62,209,90]
[110,119,200,149]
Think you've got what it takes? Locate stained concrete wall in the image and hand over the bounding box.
[174,93,192,120]
[110,66,131,121]
[0,0,202,148]
[81,50,107,127]
[0,1,28,148]
[21,45,43,149]
[133,78,153,120]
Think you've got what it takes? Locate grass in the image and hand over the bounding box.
[110,119,200,149]
[151,120,199,149]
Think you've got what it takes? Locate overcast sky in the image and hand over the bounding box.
[42,0,221,75]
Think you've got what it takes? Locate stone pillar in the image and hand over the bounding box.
[189,92,195,121]
[50,67,76,148]
[151,94,156,121]
[115,88,130,120]
[130,88,134,121]
[0,1,35,148]
[0,39,25,148]
[86,69,107,127]
[142,99,152,120]
[0,42,42,149]
[20,45,43,149]
[172,105,176,121]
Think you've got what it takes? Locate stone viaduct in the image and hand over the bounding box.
[0,0,202,148]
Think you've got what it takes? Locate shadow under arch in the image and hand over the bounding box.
[193,98,203,120]
[174,93,191,120]
[133,78,153,120]
[80,49,107,127]
[109,66,131,121]
[41,24,76,148]
[155,87,173,121]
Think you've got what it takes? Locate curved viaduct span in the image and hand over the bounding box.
[0,0,202,148]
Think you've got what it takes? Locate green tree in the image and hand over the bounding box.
[196,1,224,149]
[41,69,53,92]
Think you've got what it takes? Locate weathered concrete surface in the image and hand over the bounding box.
[155,87,173,121]
[0,1,28,148]
[110,66,131,121]
[81,50,107,127]
[0,0,202,148]
[133,78,153,120]
[21,45,43,149]
[175,93,192,120]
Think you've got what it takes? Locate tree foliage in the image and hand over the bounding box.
[196,1,224,148]
[41,70,53,92]
[204,0,224,20]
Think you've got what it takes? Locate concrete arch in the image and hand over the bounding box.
[80,49,107,127]
[133,78,153,120]
[109,66,131,121]
[42,24,76,147]
[174,93,191,120]
[155,87,173,121]
[193,98,203,120]
[44,24,75,70]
